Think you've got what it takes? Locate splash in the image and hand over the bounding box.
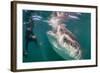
[32,14,42,21]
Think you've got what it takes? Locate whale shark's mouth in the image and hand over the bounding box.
[47,31,82,60]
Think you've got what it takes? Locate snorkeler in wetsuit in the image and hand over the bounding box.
[24,17,37,56]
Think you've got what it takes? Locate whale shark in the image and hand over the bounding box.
[47,31,82,60]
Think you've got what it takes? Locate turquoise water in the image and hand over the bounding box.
[23,10,91,62]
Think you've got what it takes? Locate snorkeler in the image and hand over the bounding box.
[24,17,37,56]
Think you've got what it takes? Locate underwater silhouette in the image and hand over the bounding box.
[24,17,37,56]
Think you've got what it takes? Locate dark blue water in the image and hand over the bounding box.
[23,10,91,62]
